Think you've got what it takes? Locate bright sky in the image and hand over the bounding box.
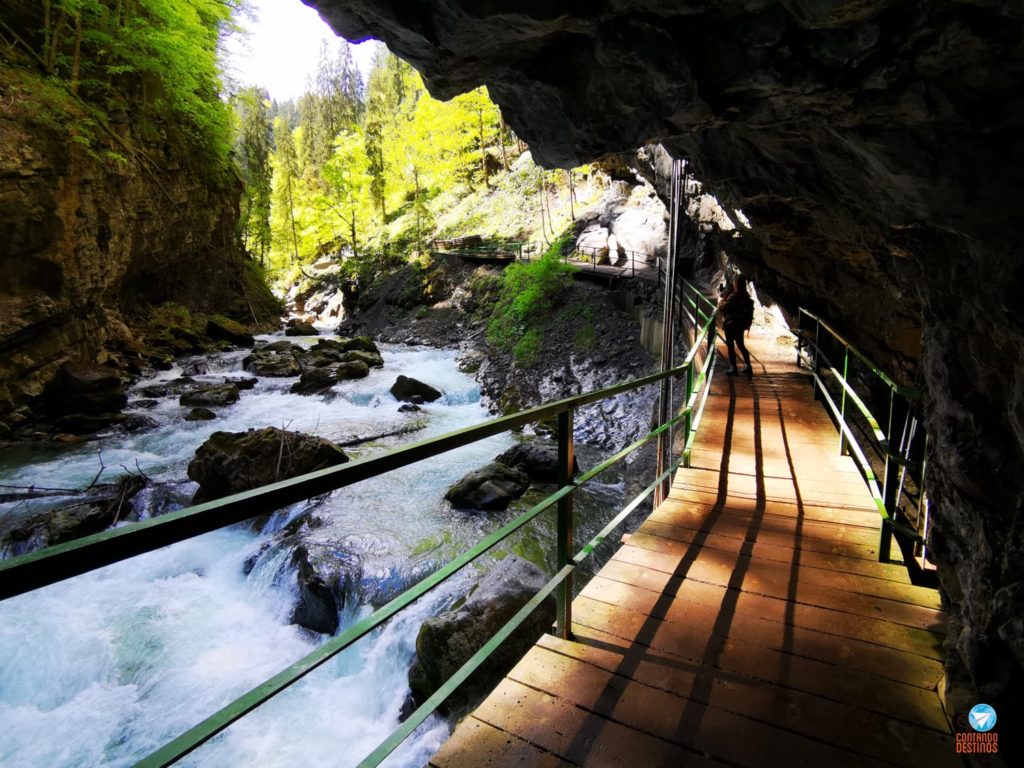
[222,0,381,102]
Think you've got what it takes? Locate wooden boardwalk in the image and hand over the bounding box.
[431,332,954,768]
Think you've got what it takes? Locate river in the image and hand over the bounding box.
[0,336,526,766]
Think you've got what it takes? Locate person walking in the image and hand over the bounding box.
[718,275,755,375]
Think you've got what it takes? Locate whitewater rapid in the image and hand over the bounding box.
[0,340,512,767]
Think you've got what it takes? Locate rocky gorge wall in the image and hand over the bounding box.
[309,0,1024,748]
[0,71,251,436]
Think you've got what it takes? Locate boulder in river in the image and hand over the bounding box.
[408,556,555,715]
[1,475,149,556]
[205,315,255,347]
[291,366,339,395]
[310,338,346,354]
[299,350,341,371]
[336,360,370,380]
[243,350,301,377]
[494,443,579,483]
[445,462,529,510]
[179,384,239,408]
[142,377,195,398]
[263,340,303,353]
[224,376,257,390]
[390,375,442,403]
[289,545,339,634]
[343,350,384,368]
[121,414,159,433]
[54,413,127,435]
[187,427,349,503]
[45,362,128,416]
[185,407,217,421]
[285,319,320,337]
[341,335,380,355]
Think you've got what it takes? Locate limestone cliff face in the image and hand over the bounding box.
[0,85,242,433]
[310,0,1024,734]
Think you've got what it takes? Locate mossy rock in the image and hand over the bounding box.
[187,427,349,503]
[179,384,239,408]
[343,350,384,368]
[206,315,255,347]
[408,557,554,716]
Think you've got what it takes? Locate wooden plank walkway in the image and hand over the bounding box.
[431,332,955,768]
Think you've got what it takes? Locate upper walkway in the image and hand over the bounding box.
[431,332,954,768]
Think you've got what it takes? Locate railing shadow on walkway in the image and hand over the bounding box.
[561,371,781,761]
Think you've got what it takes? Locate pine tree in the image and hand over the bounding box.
[233,87,273,264]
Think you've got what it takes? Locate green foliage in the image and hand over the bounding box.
[150,302,193,330]
[486,242,577,363]
[512,328,542,365]
[3,0,234,174]
[574,323,597,350]
[233,86,273,263]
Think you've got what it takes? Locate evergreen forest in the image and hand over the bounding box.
[232,42,591,289]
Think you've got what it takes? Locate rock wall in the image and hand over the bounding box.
[0,72,245,435]
[309,0,1024,745]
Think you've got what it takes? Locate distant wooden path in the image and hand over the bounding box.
[431,331,955,768]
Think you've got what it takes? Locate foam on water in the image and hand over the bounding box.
[0,340,507,767]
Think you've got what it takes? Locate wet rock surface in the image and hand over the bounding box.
[289,545,340,635]
[187,427,350,503]
[243,349,302,378]
[178,384,239,408]
[0,475,149,556]
[285,319,320,337]
[390,375,443,403]
[494,442,577,483]
[408,556,555,716]
[44,362,128,417]
[184,407,217,421]
[445,462,530,511]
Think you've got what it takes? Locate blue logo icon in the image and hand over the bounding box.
[969,703,997,732]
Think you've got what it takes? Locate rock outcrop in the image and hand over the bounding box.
[187,427,350,503]
[43,362,128,418]
[205,316,256,348]
[445,462,530,511]
[408,556,555,715]
[312,0,1024,738]
[0,62,278,436]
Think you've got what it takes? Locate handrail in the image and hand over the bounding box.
[1,291,720,767]
[796,308,932,577]
[0,359,682,600]
[797,308,919,399]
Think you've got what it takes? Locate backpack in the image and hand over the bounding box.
[727,291,754,331]
[737,290,753,331]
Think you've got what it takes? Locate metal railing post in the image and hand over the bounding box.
[556,408,575,640]
[683,363,694,467]
[882,390,898,511]
[879,389,901,565]
[796,310,803,367]
[839,348,850,455]
[812,320,821,400]
[655,158,682,506]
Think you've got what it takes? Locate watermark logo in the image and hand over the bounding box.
[956,704,999,754]
[969,703,997,733]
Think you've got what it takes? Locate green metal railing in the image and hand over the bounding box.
[0,287,719,767]
[432,238,528,260]
[795,309,932,579]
